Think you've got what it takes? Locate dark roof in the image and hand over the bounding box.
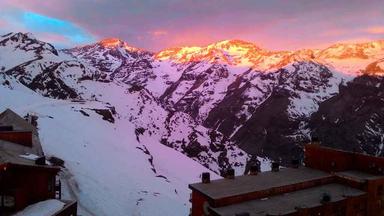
[0,137,42,165]
[209,183,366,216]
[0,141,59,171]
[0,109,43,155]
[0,109,37,134]
[189,167,332,200]
[0,109,52,170]
[336,170,384,182]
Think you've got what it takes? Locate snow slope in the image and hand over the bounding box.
[0,79,219,216]
[14,199,65,216]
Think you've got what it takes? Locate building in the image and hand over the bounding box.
[189,144,384,216]
[0,109,77,216]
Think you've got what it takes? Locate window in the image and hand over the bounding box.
[48,176,55,192]
[378,185,384,196]
[1,195,15,208]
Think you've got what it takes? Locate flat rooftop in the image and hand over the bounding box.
[209,183,366,216]
[0,140,58,171]
[336,170,384,182]
[0,141,37,166]
[0,109,43,155]
[189,167,332,200]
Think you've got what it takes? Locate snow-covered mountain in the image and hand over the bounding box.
[0,33,224,216]
[1,32,384,215]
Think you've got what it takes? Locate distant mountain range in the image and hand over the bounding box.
[1,31,384,170]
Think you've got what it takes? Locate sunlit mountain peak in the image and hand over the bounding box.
[317,40,384,60]
[98,38,140,52]
[209,39,262,51]
[155,39,264,65]
[99,38,123,47]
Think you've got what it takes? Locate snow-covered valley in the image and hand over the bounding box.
[0,80,220,215]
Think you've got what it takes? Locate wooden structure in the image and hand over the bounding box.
[0,109,77,216]
[189,144,384,216]
[0,130,33,147]
[0,161,60,210]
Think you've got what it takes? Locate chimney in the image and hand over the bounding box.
[25,113,38,127]
[321,193,331,203]
[225,168,235,179]
[271,162,280,172]
[249,165,260,175]
[27,114,32,124]
[35,156,46,165]
[201,172,210,184]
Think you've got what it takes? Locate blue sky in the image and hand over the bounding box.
[22,12,94,44]
[0,7,95,48]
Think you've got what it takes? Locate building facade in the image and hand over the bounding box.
[189,144,384,216]
[0,109,77,216]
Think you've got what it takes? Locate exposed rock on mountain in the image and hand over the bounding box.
[310,74,384,156]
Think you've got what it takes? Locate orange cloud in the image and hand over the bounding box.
[366,26,384,34]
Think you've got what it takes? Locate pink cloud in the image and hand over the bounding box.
[149,30,168,37]
[366,26,384,34]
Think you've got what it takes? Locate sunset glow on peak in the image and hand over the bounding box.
[99,38,123,47]
[155,39,266,66]
[153,37,384,72]
[98,37,141,52]
[210,39,261,50]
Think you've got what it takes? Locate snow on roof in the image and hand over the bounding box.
[13,199,65,216]
[19,153,40,160]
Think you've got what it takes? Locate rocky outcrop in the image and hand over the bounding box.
[309,75,384,156]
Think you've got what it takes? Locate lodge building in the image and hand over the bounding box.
[189,144,384,216]
[0,109,77,216]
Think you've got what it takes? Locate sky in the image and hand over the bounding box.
[0,0,383,51]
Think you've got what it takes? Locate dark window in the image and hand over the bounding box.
[48,176,55,192]
[378,185,383,196]
[1,195,15,208]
